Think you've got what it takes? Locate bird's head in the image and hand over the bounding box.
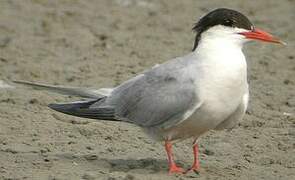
[192,8,284,51]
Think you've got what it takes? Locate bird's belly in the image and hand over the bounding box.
[144,99,240,141]
[146,86,245,141]
[170,104,237,140]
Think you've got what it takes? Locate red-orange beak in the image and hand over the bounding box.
[239,28,285,45]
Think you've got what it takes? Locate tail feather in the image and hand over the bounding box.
[48,99,117,121]
[13,80,112,99]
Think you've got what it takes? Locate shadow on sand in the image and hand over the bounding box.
[53,152,185,174]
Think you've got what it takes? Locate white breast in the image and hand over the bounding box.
[195,27,248,112]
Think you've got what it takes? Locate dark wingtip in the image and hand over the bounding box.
[48,103,80,116]
[47,101,117,121]
[48,103,56,109]
[48,103,66,112]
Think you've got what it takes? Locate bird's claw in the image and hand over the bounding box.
[168,165,185,174]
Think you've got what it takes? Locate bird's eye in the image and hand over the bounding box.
[224,19,233,26]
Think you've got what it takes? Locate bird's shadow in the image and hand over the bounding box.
[104,158,168,173]
[53,153,185,174]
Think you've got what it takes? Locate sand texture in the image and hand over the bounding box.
[0,0,294,179]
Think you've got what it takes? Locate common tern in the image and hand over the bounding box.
[14,8,283,174]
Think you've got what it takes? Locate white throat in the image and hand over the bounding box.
[196,25,248,52]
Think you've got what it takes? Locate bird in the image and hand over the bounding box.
[14,8,283,174]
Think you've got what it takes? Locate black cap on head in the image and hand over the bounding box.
[192,8,254,51]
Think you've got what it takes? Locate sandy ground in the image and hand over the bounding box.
[0,0,294,179]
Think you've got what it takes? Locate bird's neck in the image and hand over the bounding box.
[191,36,248,102]
[192,35,247,82]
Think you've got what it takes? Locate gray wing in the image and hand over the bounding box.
[102,58,201,129]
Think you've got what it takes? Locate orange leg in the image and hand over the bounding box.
[185,143,200,174]
[165,141,185,174]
